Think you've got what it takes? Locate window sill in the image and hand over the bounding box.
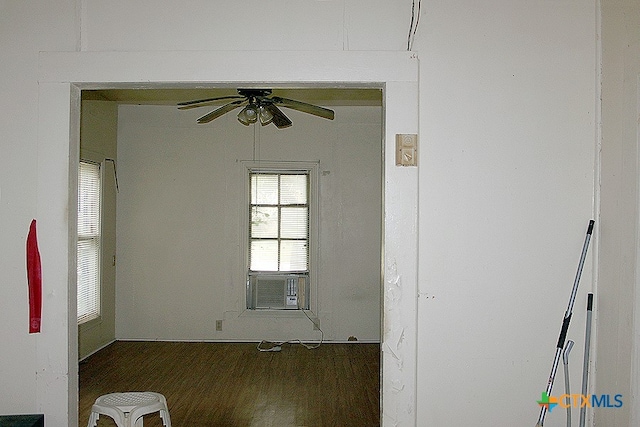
[240,309,314,319]
[78,316,102,331]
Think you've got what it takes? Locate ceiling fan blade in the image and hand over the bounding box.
[271,97,335,120]
[264,104,292,129]
[197,100,246,124]
[178,95,244,110]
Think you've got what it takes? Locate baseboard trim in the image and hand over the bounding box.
[79,339,116,362]
[112,338,380,344]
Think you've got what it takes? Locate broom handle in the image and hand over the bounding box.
[535,220,594,427]
[578,293,594,427]
[563,340,574,427]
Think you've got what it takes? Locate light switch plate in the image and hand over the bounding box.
[396,134,418,166]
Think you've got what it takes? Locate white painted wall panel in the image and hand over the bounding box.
[0,0,78,420]
[0,0,607,425]
[115,103,382,342]
[78,100,118,359]
[598,0,640,425]
[416,1,596,426]
[81,0,412,52]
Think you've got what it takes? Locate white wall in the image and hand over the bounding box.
[78,99,118,359]
[597,0,640,425]
[415,2,597,426]
[0,0,78,422]
[80,0,410,51]
[0,1,610,426]
[115,102,382,342]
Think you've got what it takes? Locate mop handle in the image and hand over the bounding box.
[563,340,574,427]
[565,220,594,318]
[578,293,594,427]
[535,220,594,427]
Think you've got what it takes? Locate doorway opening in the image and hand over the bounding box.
[78,86,384,424]
[38,49,418,426]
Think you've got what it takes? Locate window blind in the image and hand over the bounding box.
[77,161,101,324]
[249,172,309,272]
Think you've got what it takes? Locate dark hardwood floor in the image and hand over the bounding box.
[79,341,380,426]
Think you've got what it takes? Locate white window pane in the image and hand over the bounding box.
[78,160,101,324]
[280,174,307,205]
[77,238,100,323]
[251,207,278,238]
[78,162,101,236]
[251,174,278,204]
[250,240,279,271]
[280,207,308,239]
[280,240,308,271]
[248,169,310,276]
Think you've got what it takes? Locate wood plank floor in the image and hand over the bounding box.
[79,341,380,426]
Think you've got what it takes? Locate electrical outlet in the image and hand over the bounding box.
[215,320,223,331]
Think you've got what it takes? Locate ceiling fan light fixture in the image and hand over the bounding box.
[180,88,335,129]
[258,105,273,126]
[237,104,258,125]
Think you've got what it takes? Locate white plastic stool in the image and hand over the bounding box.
[87,392,172,427]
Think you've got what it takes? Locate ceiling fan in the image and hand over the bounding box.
[177,89,335,129]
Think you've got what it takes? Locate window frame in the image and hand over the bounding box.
[77,159,102,325]
[242,161,319,312]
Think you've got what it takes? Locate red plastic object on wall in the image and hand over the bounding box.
[26,219,42,334]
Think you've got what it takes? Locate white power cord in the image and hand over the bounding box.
[257,344,282,352]
[256,310,324,352]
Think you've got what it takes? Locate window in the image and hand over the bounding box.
[250,172,309,272]
[245,162,317,310]
[77,160,101,324]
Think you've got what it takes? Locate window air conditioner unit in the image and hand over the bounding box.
[247,274,309,310]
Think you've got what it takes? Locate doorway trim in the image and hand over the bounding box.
[38,50,419,426]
